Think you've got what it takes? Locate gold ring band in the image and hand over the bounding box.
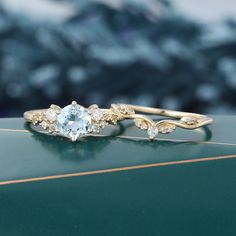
[24,101,213,141]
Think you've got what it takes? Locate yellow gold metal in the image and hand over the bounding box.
[24,102,213,141]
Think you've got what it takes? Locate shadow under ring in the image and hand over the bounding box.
[25,122,126,139]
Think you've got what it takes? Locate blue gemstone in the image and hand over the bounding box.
[57,104,90,141]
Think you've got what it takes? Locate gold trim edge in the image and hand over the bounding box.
[0,128,236,146]
[1,153,236,186]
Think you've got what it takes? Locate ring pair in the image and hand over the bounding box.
[24,101,213,141]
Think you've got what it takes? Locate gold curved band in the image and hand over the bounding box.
[24,101,213,141]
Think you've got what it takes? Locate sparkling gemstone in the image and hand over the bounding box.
[134,119,148,129]
[91,124,100,133]
[46,108,57,122]
[91,109,103,122]
[181,117,197,125]
[32,115,39,125]
[49,123,57,133]
[159,124,175,134]
[40,121,48,129]
[57,104,91,141]
[141,122,148,130]
[147,126,158,139]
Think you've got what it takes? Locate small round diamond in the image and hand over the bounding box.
[49,123,57,133]
[134,119,148,130]
[91,109,103,122]
[46,108,57,122]
[181,117,197,125]
[158,124,175,134]
[91,124,100,133]
[147,126,158,139]
[40,121,48,129]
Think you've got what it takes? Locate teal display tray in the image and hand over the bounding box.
[0,116,236,236]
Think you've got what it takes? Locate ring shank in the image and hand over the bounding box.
[125,104,213,126]
[129,105,203,118]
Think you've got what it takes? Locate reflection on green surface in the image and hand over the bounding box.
[1,118,236,236]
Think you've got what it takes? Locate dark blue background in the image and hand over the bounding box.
[0,0,236,117]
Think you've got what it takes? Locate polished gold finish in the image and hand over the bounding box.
[125,104,213,139]
[24,102,213,141]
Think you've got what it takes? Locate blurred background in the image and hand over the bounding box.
[0,0,236,117]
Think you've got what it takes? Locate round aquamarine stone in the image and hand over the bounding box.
[57,104,91,141]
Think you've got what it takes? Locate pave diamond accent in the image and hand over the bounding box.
[91,109,103,122]
[46,108,57,122]
[40,121,48,129]
[57,104,91,141]
[181,116,198,125]
[158,123,176,134]
[134,119,149,130]
[147,126,158,139]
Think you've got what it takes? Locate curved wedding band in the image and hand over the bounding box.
[24,101,213,141]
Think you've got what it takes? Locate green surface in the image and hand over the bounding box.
[0,116,236,236]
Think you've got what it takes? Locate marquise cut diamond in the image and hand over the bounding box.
[57,104,91,141]
[147,126,158,139]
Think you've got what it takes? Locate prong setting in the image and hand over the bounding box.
[37,102,110,141]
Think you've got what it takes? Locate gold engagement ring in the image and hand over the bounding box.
[24,101,213,141]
